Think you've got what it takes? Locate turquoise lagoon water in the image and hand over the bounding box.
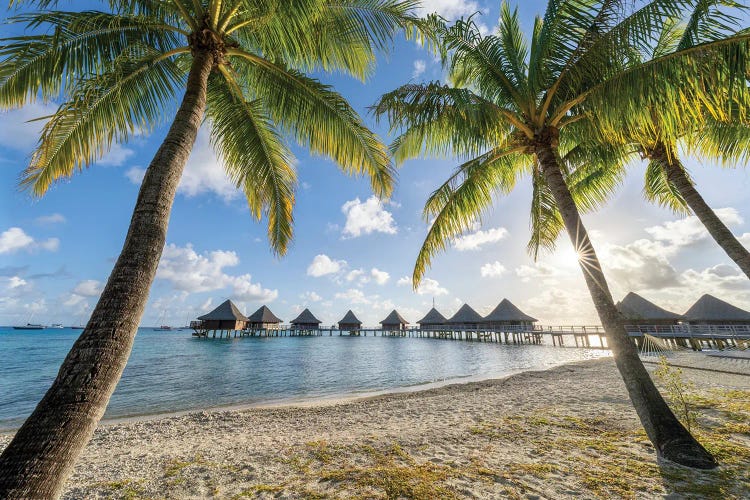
[0,327,609,429]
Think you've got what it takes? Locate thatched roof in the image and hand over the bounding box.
[447,304,484,324]
[380,309,408,325]
[616,292,682,321]
[683,294,750,322]
[483,299,537,323]
[338,310,362,325]
[417,307,447,325]
[197,299,248,321]
[291,308,321,325]
[247,305,282,323]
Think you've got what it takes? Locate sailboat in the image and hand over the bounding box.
[154,310,172,331]
[13,323,45,330]
[70,314,86,329]
[13,314,46,330]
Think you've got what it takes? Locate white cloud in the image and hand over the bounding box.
[680,264,749,292]
[35,213,66,225]
[6,276,27,289]
[644,208,742,248]
[179,128,240,201]
[63,293,87,309]
[370,268,390,285]
[125,128,242,201]
[601,238,680,290]
[480,261,506,278]
[417,0,481,19]
[0,227,33,254]
[397,276,448,296]
[38,238,59,252]
[125,166,146,185]
[416,0,489,33]
[0,227,58,254]
[300,291,322,302]
[346,269,367,283]
[453,226,508,251]
[412,59,426,79]
[515,262,557,283]
[73,280,103,297]
[157,243,277,302]
[334,288,369,304]
[307,254,346,277]
[0,102,57,152]
[341,196,397,238]
[97,142,134,167]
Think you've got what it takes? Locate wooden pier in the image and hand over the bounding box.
[190,321,750,351]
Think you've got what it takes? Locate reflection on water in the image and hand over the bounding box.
[0,328,609,428]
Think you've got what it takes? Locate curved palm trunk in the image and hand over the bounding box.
[0,50,215,499]
[651,141,750,279]
[535,136,716,469]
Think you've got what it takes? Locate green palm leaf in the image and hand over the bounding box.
[21,46,186,194]
[230,52,394,198]
[206,71,296,255]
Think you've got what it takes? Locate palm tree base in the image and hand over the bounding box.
[660,439,718,470]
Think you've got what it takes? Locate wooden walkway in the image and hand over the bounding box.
[191,323,750,351]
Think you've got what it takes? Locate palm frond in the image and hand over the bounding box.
[0,10,183,107]
[528,165,564,258]
[414,147,528,285]
[373,82,511,163]
[20,45,186,195]
[206,71,296,256]
[229,50,394,198]
[643,157,691,213]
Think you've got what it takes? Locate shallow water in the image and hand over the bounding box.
[0,327,609,429]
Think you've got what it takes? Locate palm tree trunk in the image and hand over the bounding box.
[535,135,716,469]
[0,50,215,499]
[651,141,750,279]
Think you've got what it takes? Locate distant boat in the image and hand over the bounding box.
[13,323,45,330]
[154,310,172,331]
[50,323,64,329]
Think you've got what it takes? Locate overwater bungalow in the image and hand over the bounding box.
[247,305,282,330]
[290,308,322,331]
[194,299,248,333]
[482,299,537,330]
[338,310,362,331]
[417,307,447,331]
[380,310,408,331]
[447,303,484,330]
[683,294,750,325]
[616,292,682,326]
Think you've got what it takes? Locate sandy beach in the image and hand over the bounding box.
[2,357,748,499]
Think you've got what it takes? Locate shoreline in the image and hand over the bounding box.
[2,357,748,499]
[1,357,607,434]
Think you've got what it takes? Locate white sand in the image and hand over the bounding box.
[2,357,748,499]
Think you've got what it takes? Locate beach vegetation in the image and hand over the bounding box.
[0,1,429,497]
[93,478,145,500]
[654,356,700,431]
[373,0,748,469]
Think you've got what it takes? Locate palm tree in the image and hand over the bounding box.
[0,0,423,497]
[375,0,747,468]
[610,2,750,278]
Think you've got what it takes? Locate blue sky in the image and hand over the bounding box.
[2,1,750,327]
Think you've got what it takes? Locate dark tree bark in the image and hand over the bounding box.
[535,131,717,469]
[651,141,750,280]
[0,50,215,499]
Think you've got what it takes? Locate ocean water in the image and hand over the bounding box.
[0,327,609,429]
